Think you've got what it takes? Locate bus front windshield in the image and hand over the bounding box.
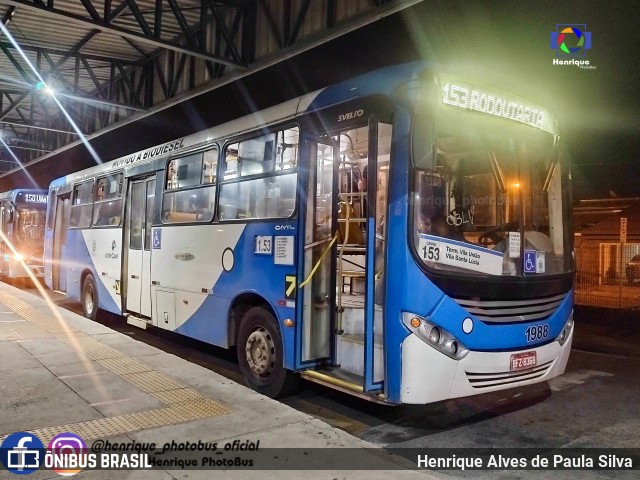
[412,120,572,278]
[15,206,46,259]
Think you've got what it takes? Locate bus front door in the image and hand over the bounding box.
[300,121,391,394]
[125,177,155,318]
[298,136,338,368]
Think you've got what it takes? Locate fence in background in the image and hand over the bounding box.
[575,239,640,309]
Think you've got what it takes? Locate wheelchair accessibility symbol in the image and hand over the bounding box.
[523,250,537,274]
[153,229,162,249]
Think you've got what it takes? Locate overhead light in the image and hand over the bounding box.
[35,81,55,95]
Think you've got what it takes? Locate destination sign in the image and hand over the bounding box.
[441,81,555,134]
[418,234,504,275]
[23,194,48,204]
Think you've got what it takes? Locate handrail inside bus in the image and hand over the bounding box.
[299,231,339,289]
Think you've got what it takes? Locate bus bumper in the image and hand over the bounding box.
[8,261,44,279]
[399,328,573,404]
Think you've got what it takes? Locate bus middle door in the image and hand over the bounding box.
[52,193,71,292]
[0,203,8,276]
[125,177,155,318]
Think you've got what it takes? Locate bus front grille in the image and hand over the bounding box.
[466,361,553,389]
[452,293,567,323]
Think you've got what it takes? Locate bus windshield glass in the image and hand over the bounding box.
[16,206,46,256]
[412,98,572,278]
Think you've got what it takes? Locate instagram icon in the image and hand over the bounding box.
[46,432,87,476]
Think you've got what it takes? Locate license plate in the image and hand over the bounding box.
[510,351,537,371]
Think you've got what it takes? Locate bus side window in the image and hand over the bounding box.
[93,173,123,227]
[162,150,216,224]
[162,187,215,223]
[277,128,299,170]
[277,174,296,216]
[203,148,218,185]
[219,126,298,221]
[70,181,94,228]
[167,160,177,189]
[224,144,239,180]
[166,153,202,190]
[218,183,240,220]
[96,178,106,200]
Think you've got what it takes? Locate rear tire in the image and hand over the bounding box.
[237,307,299,398]
[82,274,99,320]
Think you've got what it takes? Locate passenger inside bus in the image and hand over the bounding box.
[167,160,177,189]
[95,202,120,226]
[416,211,461,240]
[96,178,106,200]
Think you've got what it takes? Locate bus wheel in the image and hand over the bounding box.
[237,307,299,398]
[82,274,98,320]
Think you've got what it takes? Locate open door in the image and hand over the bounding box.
[298,135,338,366]
[364,120,392,391]
[52,193,71,291]
[299,120,392,395]
[0,203,8,276]
[125,177,155,317]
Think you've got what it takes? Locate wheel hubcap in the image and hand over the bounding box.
[245,327,275,377]
[85,285,94,313]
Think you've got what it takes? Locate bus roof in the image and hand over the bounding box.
[50,90,323,188]
[49,61,557,189]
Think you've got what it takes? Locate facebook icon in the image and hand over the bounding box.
[0,431,45,475]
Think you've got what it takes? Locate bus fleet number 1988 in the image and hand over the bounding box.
[525,324,549,342]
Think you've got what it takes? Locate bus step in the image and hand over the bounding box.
[126,315,151,330]
[337,334,384,382]
[301,369,390,404]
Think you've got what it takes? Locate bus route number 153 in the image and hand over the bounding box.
[422,244,440,261]
[255,236,273,255]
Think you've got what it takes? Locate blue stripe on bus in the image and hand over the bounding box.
[176,221,298,370]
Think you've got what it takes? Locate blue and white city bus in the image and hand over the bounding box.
[0,189,48,280]
[44,62,574,404]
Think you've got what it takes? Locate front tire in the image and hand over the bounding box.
[236,307,299,398]
[82,274,99,320]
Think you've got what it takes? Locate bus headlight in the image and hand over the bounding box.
[402,312,469,360]
[429,327,441,344]
[13,253,23,261]
[556,311,574,346]
[445,340,458,355]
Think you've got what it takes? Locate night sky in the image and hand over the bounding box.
[395,0,640,201]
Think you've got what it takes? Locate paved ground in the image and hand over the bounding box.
[0,281,435,479]
[2,280,638,479]
[572,305,640,356]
